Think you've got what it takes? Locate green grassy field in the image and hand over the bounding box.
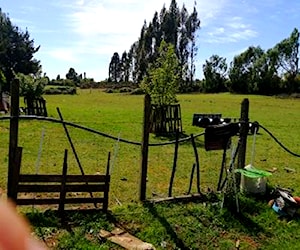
[1,90,300,202]
[1,90,300,249]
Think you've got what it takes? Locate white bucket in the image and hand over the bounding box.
[240,175,266,195]
[240,164,267,195]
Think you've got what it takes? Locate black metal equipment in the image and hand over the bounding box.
[192,114,232,128]
[192,113,259,134]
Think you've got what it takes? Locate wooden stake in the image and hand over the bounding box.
[7,78,20,200]
[237,98,249,188]
[59,149,68,220]
[191,134,201,193]
[168,129,179,197]
[140,94,151,201]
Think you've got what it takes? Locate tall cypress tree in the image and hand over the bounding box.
[177,4,190,84]
[120,51,130,82]
[108,0,200,87]
[108,52,121,82]
[186,4,201,86]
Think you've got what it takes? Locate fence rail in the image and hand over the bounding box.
[14,149,110,216]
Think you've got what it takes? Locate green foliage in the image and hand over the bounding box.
[141,41,180,106]
[273,28,299,93]
[66,68,81,86]
[108,52,121,83]
[228,46,265,94]
[17,73,47,99]
[44,85,76,95]
[130,87,145,95]
[109,0,200,87]
[79,78,98,89]
[0,8,40,91]
[203,55,228,93]
[120,51,130,82]
[227,28,299,95]
[50,78,76,87]
[56,230,105,250]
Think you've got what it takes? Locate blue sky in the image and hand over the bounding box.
[0,0,299,81]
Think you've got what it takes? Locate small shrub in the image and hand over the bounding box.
[119,87,132,93]
[105,88,114,93]
[44,86,76,95]
[130,88,145,95]
[291,93,300,98]
[44,88,62,95]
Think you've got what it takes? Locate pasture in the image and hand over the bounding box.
[1,89,300,204]
[1,89,300,249]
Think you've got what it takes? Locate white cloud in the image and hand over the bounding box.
[196,0,229,27]
[56,0,237,56]
[49,0,172,65]
[204,13,258,44]
[46,48,80,63]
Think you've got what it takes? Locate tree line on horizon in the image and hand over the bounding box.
[203,28,299,95]
[107,1,299,95]
[0,4,299,100]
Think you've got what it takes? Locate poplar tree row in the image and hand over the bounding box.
[108,0,200,92]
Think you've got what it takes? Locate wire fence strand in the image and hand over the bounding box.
[1,115,299,157]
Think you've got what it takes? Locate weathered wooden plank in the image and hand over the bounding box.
[64,197,105,204]
[99,228,155,250]
[18,174,109,183]
[17,184,61,192]
[16,197,106,206]
[19,175,63,182]
[66,175,109,183]
[66,184,107,192]
[18,184,108,193]
[16,198,61,205]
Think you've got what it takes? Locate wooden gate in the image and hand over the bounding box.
[13,148,110,215]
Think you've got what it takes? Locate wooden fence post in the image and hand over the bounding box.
[237,98,249,188]
[7,78,20,200]
[103,152,111,211]
[191,134,201,193]
[10,147,22,201]
[59,149,68,220]
[168,129,179,197]
[140,94,151,201]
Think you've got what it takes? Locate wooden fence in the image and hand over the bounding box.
[13,148,110,216]
[150,104,182,134]
[23,97,47,116]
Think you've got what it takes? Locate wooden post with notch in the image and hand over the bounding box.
[140,94,151,201]
[7,78,20,200]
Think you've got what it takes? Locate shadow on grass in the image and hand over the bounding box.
[26,208,118,232]
[143,202,189,250]
[221,196,270,236]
